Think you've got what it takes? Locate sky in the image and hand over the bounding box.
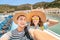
[0,0,54,5]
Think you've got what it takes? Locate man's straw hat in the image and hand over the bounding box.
[13,12,27,24]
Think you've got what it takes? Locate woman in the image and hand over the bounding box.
[0,12,33,40]
[28,11,47,30]
[27,11,48,39]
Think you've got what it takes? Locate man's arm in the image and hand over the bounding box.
[0,31,11,40]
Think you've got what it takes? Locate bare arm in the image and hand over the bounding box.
[0,31,11,40]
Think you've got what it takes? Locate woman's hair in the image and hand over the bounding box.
[30,16,43,27]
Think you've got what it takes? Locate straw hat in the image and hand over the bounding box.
[28,11,46,23]
[13,12,27,24]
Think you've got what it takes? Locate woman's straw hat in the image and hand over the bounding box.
[28,11,46,23]
[13,12,27,24]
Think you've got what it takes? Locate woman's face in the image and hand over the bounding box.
[32,16,39,25]
[17,16,27,28]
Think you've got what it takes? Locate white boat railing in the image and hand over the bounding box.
[44,29,60,40]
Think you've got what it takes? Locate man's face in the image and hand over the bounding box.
[17,16,27,28]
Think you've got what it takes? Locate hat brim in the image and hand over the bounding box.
[27,11,46,23]
[13,12,27,24]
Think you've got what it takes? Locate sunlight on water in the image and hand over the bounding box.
[46,14,60,35]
